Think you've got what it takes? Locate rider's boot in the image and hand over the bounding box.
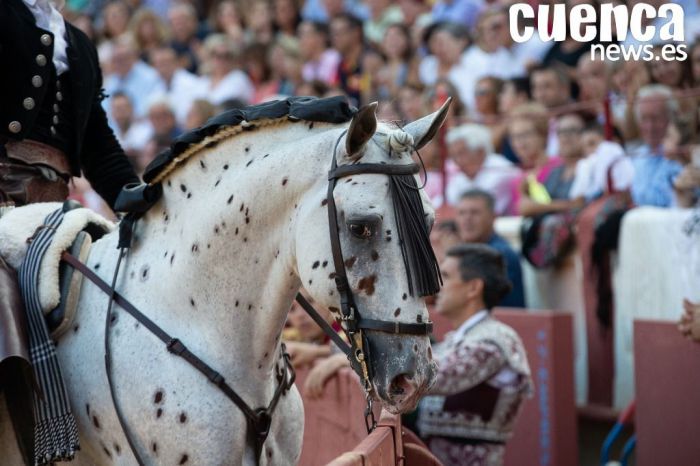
[0,255,36,465]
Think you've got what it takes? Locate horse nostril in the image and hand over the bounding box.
[389,373,414,397]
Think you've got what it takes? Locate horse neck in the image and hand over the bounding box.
[115,123,336,381]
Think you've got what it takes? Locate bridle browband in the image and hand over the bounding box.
[295,130,434,430]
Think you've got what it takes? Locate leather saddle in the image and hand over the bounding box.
[45,228,92,336]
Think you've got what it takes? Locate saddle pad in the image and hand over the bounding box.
[0,202,114,314]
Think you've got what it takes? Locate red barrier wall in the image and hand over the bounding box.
[296,366,376,466]
[326,411,442,466]
[635,320,700,466]
[495,309,578,466]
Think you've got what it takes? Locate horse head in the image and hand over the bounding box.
[295,99,451,413]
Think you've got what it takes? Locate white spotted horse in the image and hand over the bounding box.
[0,96,451,465]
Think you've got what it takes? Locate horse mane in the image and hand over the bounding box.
[143,96,356,185]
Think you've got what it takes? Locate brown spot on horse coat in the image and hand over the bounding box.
[371,250,379,261]
[152,442,158,454]
[344,256,357,268]
[156,408,163,418]
[394,308,401,317]
[179,453,189,464]
[312,261,320,269]
[227,195,234,204]
[114,443,121,455]
[179,412,187,423]
[92,415,100,429]
[154,390,164,404]
[358,275,377,296]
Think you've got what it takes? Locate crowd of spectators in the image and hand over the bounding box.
[61,0,700,216]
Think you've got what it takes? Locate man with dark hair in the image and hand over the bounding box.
[417,244,533,466]
[530,64,573,156]
[456,189,525,307]
[329,13,365,106]
[530,64,571,110]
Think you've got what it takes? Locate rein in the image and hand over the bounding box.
[60,251,295,464]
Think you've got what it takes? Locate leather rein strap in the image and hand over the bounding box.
[61,251,295,463]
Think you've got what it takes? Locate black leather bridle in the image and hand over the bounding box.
[295,131,434,431]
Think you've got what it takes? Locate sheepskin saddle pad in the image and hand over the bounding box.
[0,201,114,337]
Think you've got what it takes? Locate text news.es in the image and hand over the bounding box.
[509,3,687,62]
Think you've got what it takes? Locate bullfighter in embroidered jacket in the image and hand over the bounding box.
[417,244,533,466]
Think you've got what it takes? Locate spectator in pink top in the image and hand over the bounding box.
[299,21,341,85]
[507,103,561,215]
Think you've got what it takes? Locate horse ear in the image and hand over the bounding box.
[403,97,452,150]
[345,102,378,159]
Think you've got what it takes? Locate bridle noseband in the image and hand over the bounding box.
[297,130,435,431]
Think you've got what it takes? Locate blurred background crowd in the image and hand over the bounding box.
[60,0,700,217]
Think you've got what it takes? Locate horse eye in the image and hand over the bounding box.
[349,223,373,239]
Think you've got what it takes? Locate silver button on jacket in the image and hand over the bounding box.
[23,97,35,110]
[36,54,47,66]
[56,91,63,101]
[32,75,43,88]
[40,34,52,46]
[8,121,22,133]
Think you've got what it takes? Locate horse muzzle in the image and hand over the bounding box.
[364,332,437,413]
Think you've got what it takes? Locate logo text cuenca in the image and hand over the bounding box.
[509,3,687,61]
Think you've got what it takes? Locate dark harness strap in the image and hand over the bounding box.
[61,252,294,461]
[328,162,419,180]
[295,293,351,357]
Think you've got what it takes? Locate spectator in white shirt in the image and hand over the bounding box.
[200,34,255,106]
[454,8,514,114]
[109,92,153,158]
[445,124,521,215]
[150,45,207,126]
[418,22,469,88]
[103,34,163,119]
[570,121,634,201]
